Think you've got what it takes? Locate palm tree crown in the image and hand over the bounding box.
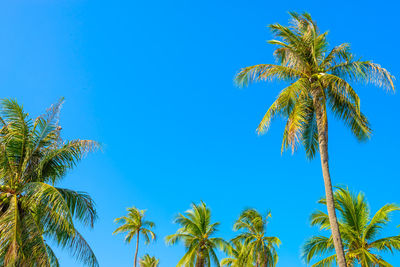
[113,206,156,267]
[139,254,159,267]
[303,187,400,266]
[0,98,99,266]
[221,240,255,267]
[165,201,229,267]
[235,12,394,158]
[232,209,280,267]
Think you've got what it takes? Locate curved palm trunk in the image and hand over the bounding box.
[313,94,347,267]
[134,232,139,267]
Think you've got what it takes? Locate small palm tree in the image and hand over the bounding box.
[234,12,395,267]
[165,201,229,267]
[303,187,400,266]
[113,207,156,267]
[232,209,280,267]
[139,254,159,267]
[0,98,99,266]
[221,240,255,267]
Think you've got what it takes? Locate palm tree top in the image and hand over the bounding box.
[233,209,272,236]
[236,12,394,89]
[166,201,229,267]
[169,201,220,241]
[303,186,400,266]
[139,254,159,267]
[113,206,156,244]
[234,12,395,159]
[231,209,280,267]
[0,98,100,266]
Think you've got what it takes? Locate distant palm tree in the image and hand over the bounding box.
[232,209,280,267]
[0,98,99,266]
[303,187,400,266]
[166,201,229,267]
[221,240,255,267]
[139,254,159,267]
[234,12,395,267]
[113,207,156,267]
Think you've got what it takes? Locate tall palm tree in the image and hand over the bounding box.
[221,240,255,267]
[139,254,159,267]
[232,209,280,267]
[303,187,400,266]
[113,206,156,267]
[165,201,229,267]
[0,98,99,266]
[234,12,395,267]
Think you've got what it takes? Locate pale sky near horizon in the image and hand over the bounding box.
[1,0,399,266]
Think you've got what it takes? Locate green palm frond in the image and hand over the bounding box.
[301,97,318,158]
[311,254,336,267]
[24,182,75,235]
[370,236,400,252]
[235,64,304,87]
[113,206,156,244]
[139,254,159,267]
[257,78,310,135]
[52,228,98,267]
[281,93,309,153]
[302,236,334,263]
[364,204,400,241]
[36,139,100,184]
[231,208,280,267]
[20,207,53,266]
[0,98,99,266]
[320,43,351,69]
[0,195,21,266]
[56,188,97,227]
[303,187,400,266]
[45,244,60,267]
[166,202,227,266]
[329,61,395,91]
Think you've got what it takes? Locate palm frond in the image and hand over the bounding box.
[364,204,400,241]
[167,202,225,266]
[329,61,395,91]
[0,195,21,266]
[305,187,400,266]
[52,228,99,267]
[235,64,304,87]
[256,78,309,134]
[56,188,97,227]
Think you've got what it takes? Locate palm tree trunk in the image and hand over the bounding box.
[134,232,139,267]
[312,93,347,267]
[256,254,261,267]
[195,252,204,267]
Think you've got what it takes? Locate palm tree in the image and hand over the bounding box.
[232,209,280,267]
[165,201,229,267]
[221,240,255,267]
[139,254,159,267]
[234,12,395,267]
[113,206,156,267]
[303,187,400,266]
[0,98,99,266]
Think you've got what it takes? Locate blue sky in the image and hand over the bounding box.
[1,0,399,266]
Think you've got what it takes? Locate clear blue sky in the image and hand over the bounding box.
[1,0,399,266]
